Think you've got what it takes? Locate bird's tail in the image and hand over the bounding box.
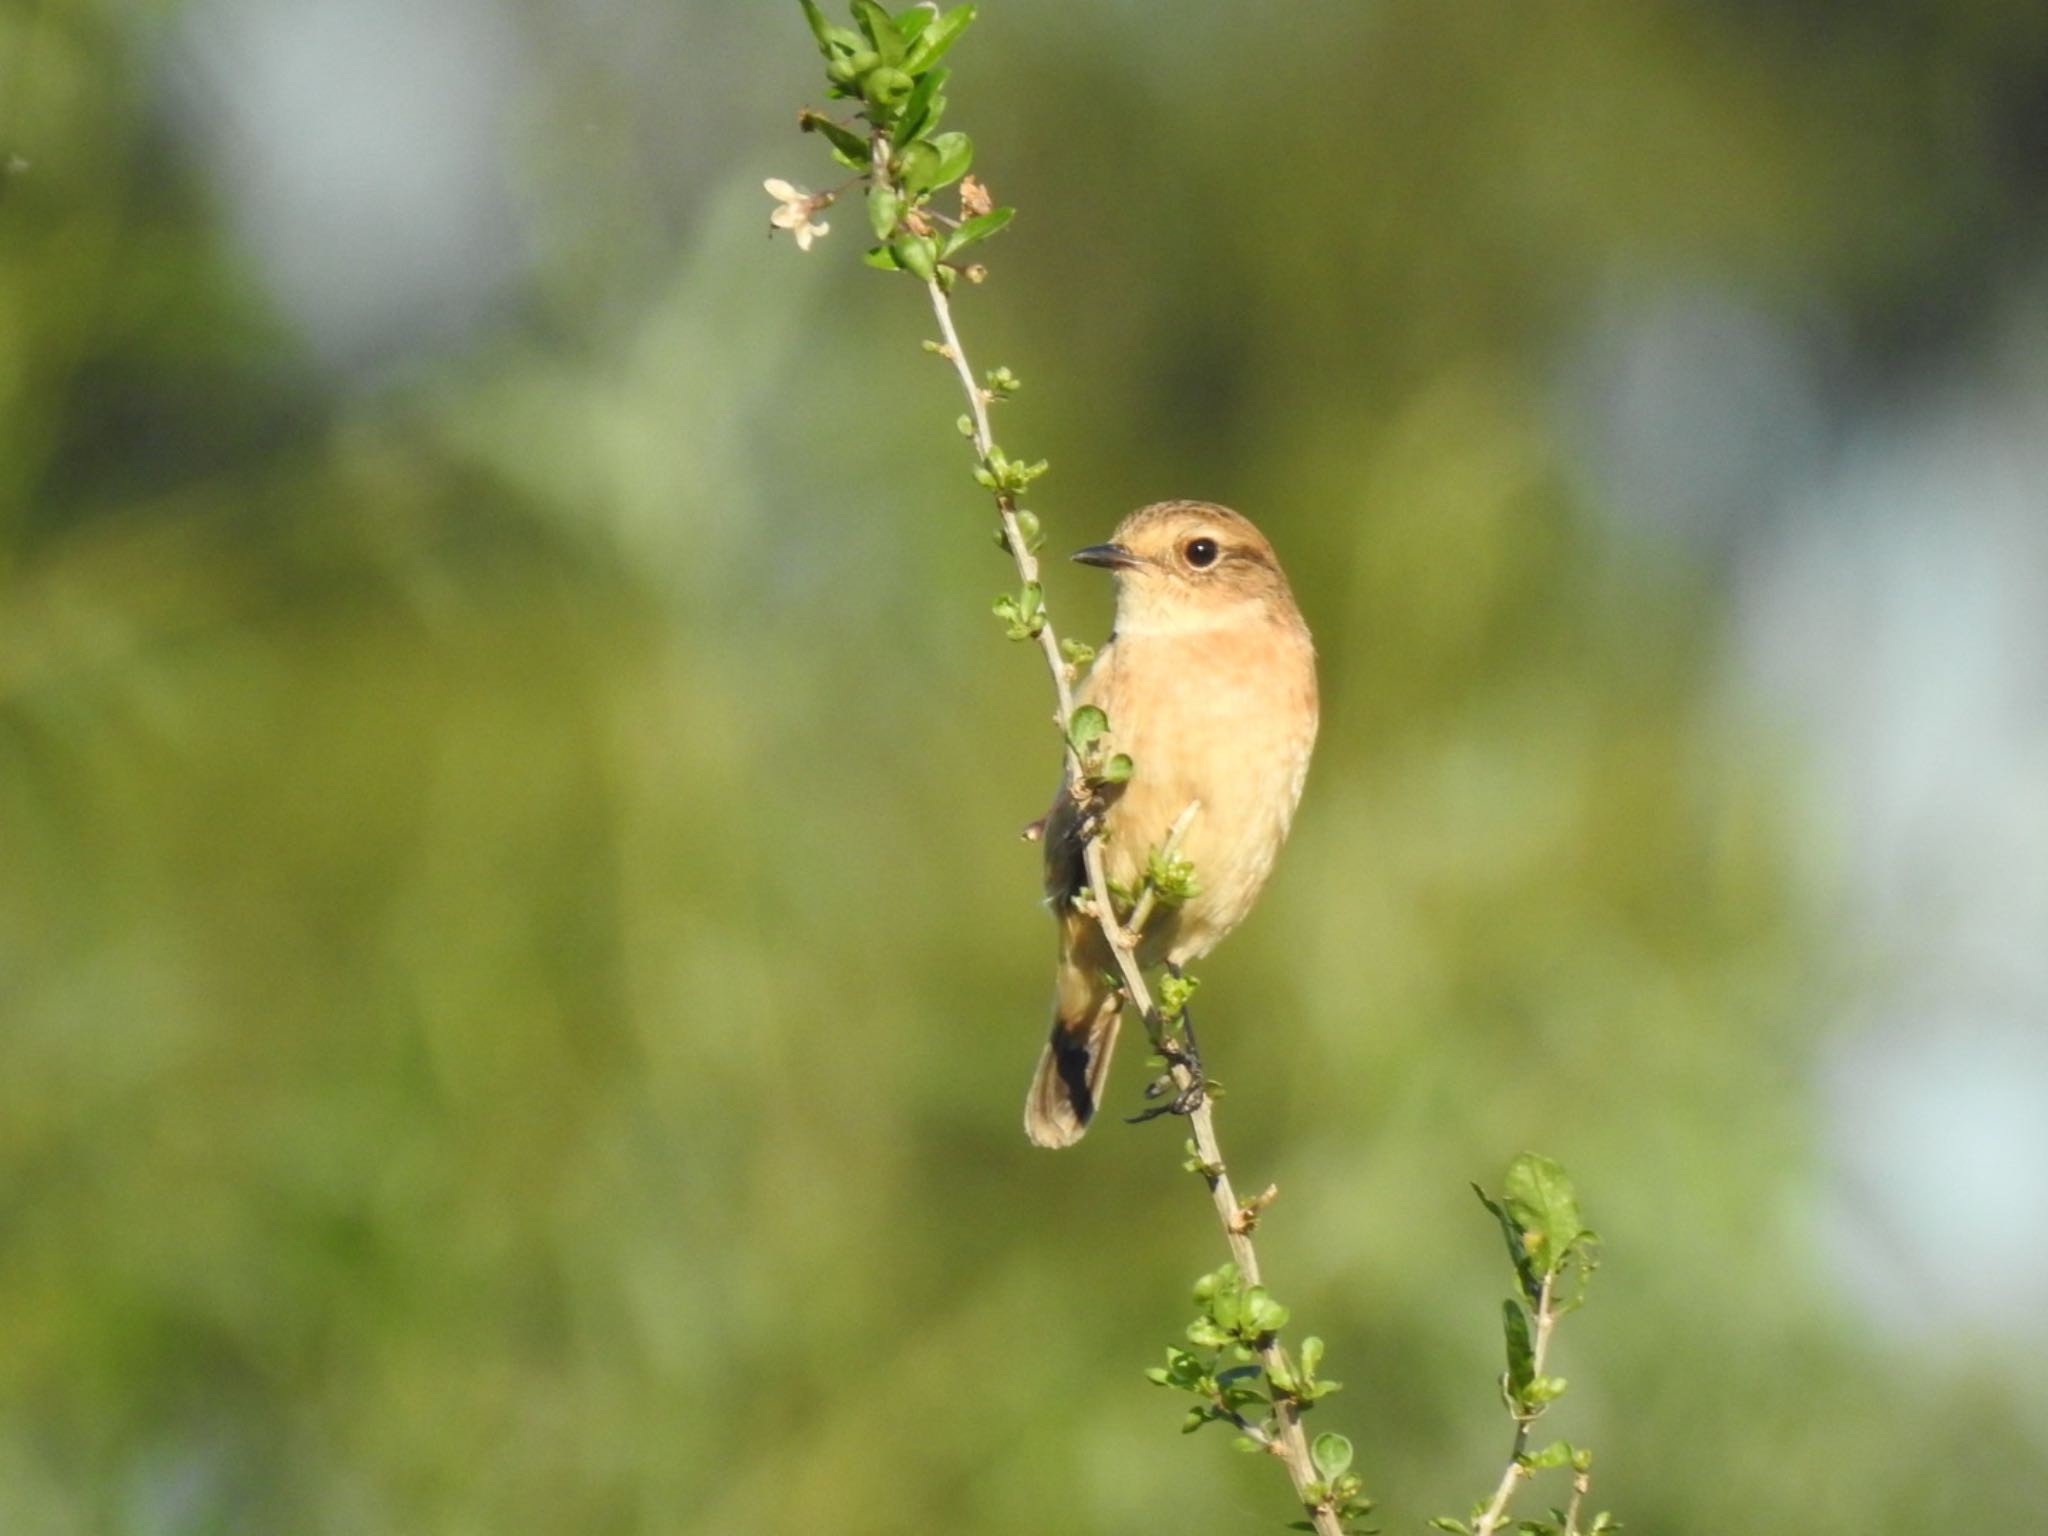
[1023,948,1124,1148]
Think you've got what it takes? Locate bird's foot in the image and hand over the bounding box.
[1124,1074,1206,1125]
[1126,1015,1206,1124]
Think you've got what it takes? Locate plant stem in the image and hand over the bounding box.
[924,277,1081,749]
[1562,1466,1590,1536]
[1473,1275,1559,1536]
[923,270,1347,1536]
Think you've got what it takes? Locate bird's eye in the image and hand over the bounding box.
[1184,537,1219,569]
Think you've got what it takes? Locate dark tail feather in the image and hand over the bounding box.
[1023,989,1123,1148]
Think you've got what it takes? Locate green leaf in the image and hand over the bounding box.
[796,1,865,61]
[1099,753,1134,784]
[1067,705,1109,749]
[890,232,938,281]
[987,454,1048,493]
[927,130,974,188]
[1311,1433,1354,1481]
[1502,1299,1534,1396]
[895,67,948,144]
[1242,1285,1290,1335]
[862,65,915,111]
[894,5,932,41]
[1193,1263,1246,1334]
[902,3,976,72]
[1060,636,1096,669]
[1193,1263,1239,1299]
[800,112,870,168]
[1144,847,1201,907]
[860,244,901,271]
[988,509,1039,556]
[895,141,942,199]
[797,0,835,56]
[1158,970,1200,1017]
[992,582,1043,640]
[1523,1440,1577,1471]
[942,205,1015,258]
[1503,1154,1587,1276]
[850,1,903,62]
[1474,1184,1542,1303]
[868,184,903,240]
[1300,1336,1324,1380]
[1428,1521,1472,1535]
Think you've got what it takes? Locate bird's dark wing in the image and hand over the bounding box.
[1041,774,1087,911]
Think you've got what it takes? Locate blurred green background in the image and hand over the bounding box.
[6,1,2048,1531]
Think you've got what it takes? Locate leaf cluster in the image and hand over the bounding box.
[1144,845,1201,909]
[1147,1265,1366,1527]
[1476,1155,1597,1419]
[1297,1451,1377,1536]
[1438,1156,1613,1536]
[987,506,1043,559]
[1156,968,1200,1020]
[991,581,1044,641]
[972,445,1048,495]
[1476,1153,1598,1308]
[795,2,1016,287]
[792,6,1048,548]
[1064,704,1133,788]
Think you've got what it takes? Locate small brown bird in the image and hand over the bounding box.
[1025,501,1319,1147]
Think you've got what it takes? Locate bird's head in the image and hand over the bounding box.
[1071,501,1299,635]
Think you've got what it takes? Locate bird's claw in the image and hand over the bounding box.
[1123,1077,1207,1125]
[1127,1046,1208,1125]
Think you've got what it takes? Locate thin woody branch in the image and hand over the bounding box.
[924,268,1349,1536]
[923,278,1080,753]
[1457,1233,1601,1536]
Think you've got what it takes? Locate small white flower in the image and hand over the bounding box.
[764,177,831,252]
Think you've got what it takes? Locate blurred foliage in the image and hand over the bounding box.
[2,2,2045,1534]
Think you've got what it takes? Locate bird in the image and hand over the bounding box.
[1024,500,1318,1148]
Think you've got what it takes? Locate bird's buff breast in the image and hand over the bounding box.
[1085,620,1318,964]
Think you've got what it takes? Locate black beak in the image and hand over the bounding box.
[1071,543,1141,571]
